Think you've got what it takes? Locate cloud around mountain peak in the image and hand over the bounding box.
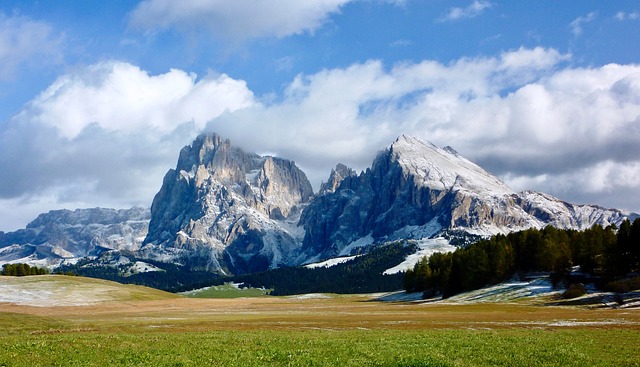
[1,47,640,231]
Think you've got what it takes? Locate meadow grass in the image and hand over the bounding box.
[0,324,638,366]
[1,277,639,366]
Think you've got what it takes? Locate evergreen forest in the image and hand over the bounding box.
[1,263,49,276]
[404,219,640,298]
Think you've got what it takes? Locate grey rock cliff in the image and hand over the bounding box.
[142,133,313,274]
[300,135,634,259]
[319,163,357,194]
[2,133,635,272]
[0,207,149,267]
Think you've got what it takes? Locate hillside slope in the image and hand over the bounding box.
[0,275,178,306]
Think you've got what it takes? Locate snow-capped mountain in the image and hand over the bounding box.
[0,207,149,268]
[1,133,635,274]
[299,135,634,260]
[141,133,313,274]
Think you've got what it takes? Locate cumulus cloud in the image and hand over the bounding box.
[0,62,254,230]
[0,13,64,80]
[129,0,353,42]
[205,47,640,213]
[17,62,254,139]
[439,0,492,22]
[3,47,640,230]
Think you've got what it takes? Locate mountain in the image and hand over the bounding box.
[0,207,149,268]
[141,133,313,274]
[1,133,635,277]
[299,135,633,260]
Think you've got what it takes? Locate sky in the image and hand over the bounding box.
[1,0,640,231]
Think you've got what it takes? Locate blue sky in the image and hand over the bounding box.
[1,0,639,231]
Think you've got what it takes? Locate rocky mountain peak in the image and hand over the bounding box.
[143,133,313,273]
[300,135,635,259]
[319,163,357,194]
[388,135,512,197]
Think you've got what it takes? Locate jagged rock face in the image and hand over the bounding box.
[300,135,634,258]
[3,133,635,272]
[0,208,149,268]
[143,133,313,274]
[319,163,357,194]
[515,191,630,229]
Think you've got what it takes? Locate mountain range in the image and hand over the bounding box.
[1,133,636,275]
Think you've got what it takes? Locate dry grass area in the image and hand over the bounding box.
[2,291,640,333]
[1,276,639,366]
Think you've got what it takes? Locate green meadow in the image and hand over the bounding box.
[0,276,638,366]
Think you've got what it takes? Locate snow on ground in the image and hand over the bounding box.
[392,135,513,197]
[0,276,112,306]
[443,277,557,303]
[383,237,456,275]
[338,234,374,256]
[386,219,442,242]
[376,276,558,303]
[128,261,164,274]
[305,255,359,269]
[375,291,425,302]
[288,293,332,300]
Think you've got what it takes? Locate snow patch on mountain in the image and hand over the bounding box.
[338,234,374,256]
[386,219,443,242]
[305,255,359,269]
[383,238,456,275]
[391,135,512,197]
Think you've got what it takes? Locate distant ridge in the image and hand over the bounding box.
[1,133,636,274]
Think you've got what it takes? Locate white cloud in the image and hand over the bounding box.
[0,62,255,230]
[615,11,640,21]
[17,61,254,139]
[205,48,640,213]
[3,48,640,231]
[0,13,64,80]
[129,0,353,42]
[439,0,493,22]
[570,12,597,36]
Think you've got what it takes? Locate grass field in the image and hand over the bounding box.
[1,276,639,366]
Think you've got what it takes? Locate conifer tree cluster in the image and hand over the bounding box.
[1,263,49,276]
[404,219,640,297]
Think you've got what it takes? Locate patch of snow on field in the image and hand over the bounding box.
[383,238,455,275]
[289,293,331,300]
[305,255,359,269]
[547,319,633,327]
[444,277,557,303]
[0,276,110,306]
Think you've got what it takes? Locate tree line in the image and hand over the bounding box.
[404,219,640,298]
[1,263,49,276]
[55,258,224,292]
[233,241,414,295]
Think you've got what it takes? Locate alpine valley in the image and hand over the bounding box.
[1,133,636,284]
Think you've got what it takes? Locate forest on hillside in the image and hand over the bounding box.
[233,241,414,295]
[404,219,640,298]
